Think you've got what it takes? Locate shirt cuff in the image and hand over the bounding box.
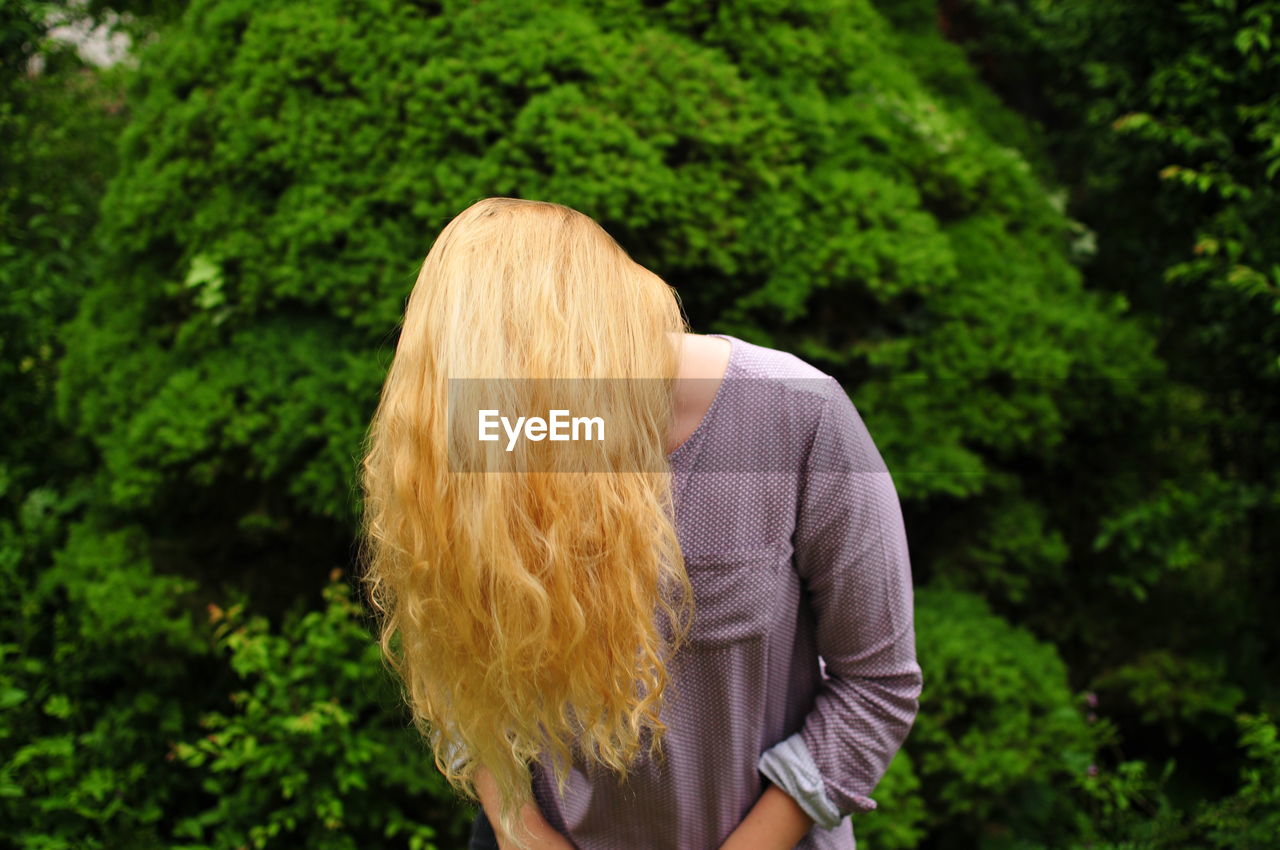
[757,732,849,830]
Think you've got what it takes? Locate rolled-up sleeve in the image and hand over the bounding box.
[758,377,923,828]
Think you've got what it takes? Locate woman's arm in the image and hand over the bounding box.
[719,782,816,850]
[753,378,923,831]
[474,765,575,850]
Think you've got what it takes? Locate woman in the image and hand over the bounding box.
[359,197,922,850]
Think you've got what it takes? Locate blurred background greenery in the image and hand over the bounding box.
[3,0,1277,847]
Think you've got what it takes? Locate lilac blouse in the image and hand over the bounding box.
[527,334,923,849]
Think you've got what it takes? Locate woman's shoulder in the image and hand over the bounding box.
[719,334,844,406]
[687,336,847,472]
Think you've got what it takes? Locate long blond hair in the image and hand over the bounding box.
[358,197,694,848]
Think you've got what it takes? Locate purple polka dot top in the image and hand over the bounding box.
[529,334,924,850]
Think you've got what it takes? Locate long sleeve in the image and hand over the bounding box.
[758,376,923,828]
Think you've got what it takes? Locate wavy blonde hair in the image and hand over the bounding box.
[358,197,695,848]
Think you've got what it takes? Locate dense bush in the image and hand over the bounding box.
[888,0,1280,842]
[168,573,471,850]
[61,0,1157,519]
[1,509,214,848]
[910,588,1096,832]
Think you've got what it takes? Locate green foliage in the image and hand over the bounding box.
[942,0,1280,372]
[893,0,1280,841]
[1206,713,1280,847]
[1,504,214,849]
[910,586,1097,839]
[168,572,470,850]
[0,496,470,850]
[1,4,208,844]
[82,314,379,520]
[1067,712,1280,849]
[0,0,128,508]
[1091,650,1247,747]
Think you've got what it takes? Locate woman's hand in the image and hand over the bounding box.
[474,764,575,850]
[718,782,815,850]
